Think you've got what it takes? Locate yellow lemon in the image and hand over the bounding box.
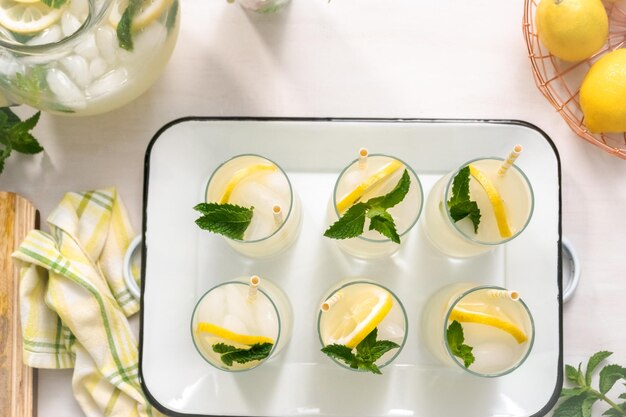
[217,163,276,204]
[0,0,64,34]
[580,49,626,133]
[469,165,512,238]
[535,0,608,62]
[108,0,174,30]
[323,286,393,349]
[196,322,274,346]
[449,306,528,344]
[336,160,403,214]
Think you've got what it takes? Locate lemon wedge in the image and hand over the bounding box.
[468,165,512,238]
[336,160,403,214]
[0,0,64,34]
[197,322,274,346]
[323,286,393,349]
[217,163,277,204]
[108,0,173,30]
[449,306,527,343]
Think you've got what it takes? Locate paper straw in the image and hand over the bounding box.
[273,205,283,225]
[498,145,523,177]
[321,291,344,312]
[247,275,261,303]
[358,148,369,169]
[486,289,520,301]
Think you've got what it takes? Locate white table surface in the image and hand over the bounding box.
[1,1,625,416]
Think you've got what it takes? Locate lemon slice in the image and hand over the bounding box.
[323,286,393,349]
[449,306,527,343]
[217,163,277,204]
[108,0,173,30]
[0,0,63,34]
[468,165,512,238]
[336,160,403,214]
[197,322,274,346]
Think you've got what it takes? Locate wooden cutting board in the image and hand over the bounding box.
[0,192,37,417]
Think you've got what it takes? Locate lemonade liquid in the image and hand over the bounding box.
[423,158,533,258]
[422,283,534,377]
[191,278,293,372]
[329,154,423,258]
[205,155,302,258]
[0,0,179,115]
[317,280,408,371]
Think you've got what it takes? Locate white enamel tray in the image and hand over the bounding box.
[140,118,562,417]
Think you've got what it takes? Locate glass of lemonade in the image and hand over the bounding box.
[0,0,179,115]
[205,154,302,258]
[191,276,293,372]
[317,279,408,374]
[422,283,535,377]
[235,0,290,13]
[422,155,534,258]
[328,150,423,259]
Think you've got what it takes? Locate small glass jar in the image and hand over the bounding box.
[205,154,302,258]
[235,0,290,13]
[421,283,535,377]
[0,0,179,115]
[422,157,534,258]
[191,276,293,372]
[317,279,408,373]
[328,153,423,259]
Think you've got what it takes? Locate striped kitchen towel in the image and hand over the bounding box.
[12,188,162,417]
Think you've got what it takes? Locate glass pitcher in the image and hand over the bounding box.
[0,0,179,116]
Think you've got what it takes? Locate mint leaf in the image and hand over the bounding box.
[582,396,598,417]
[587,352,613,385]
[13,67,47,106]
[567,364,583,384]
[324,202,367,240]
[213,342,273,367]
[447,166,481,233]
[603,404,626,417]
[446,320,475,368]
[194,203,253,240]
[325,169,411,243]
[561,388,590,398]
[0,109,43,175]
[116,0,142,51]
[599,365,626,394]
[0,143,12,174]
[39,0,68,8]
[321,327,399,375]
[553,394,589,417]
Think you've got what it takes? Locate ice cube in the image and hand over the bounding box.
[69,0,89,20]
[46,68,87,109]
[27,25,62,46]
[222,314,249,335]
[85,67,127,98]
[0,53,24,77]
[119,22,166,66]
[88,57,107,79]
[59,55,91,88]
[197,287,226,322]
[95,26,118,66]
[74,33,99,60]
[61,12,81,37]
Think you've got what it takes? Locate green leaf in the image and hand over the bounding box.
[447,166,481,233]
[39,0,68,8]
[365,169,411,209]
[582,396,598,417]
[12,67,47,106]
[357,361,382,375]
[369,340,400,363]
[553,394,588,417]
[116,0,142,51]
[368,211,400,243]
[324,203,367,240]
[587,351,613,385]
[602,403,626,417]
[561,388,589,398]
[619,393,626,400]
[321,344,356,366]
[0,143,12,174]
[446,320,475,368]
[567,364,583,384]
[215,343,273,367]
[599,365,626,394]
[211,343,239,354]
[194,203,253,240]
[355,327,378,356]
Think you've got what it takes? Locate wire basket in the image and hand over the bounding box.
[523,0,626,159]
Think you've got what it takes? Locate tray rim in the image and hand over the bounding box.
[139,117,564,417]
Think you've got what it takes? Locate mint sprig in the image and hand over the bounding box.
[324,169,410,243]
[554,351,626,417]
[447,166,481,233]
[194,203,253,240]
[446,320,475,368]
[0,109,43,175]
[321,327,400,375]
[212,342,273,367]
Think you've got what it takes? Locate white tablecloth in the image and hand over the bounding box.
[1,0,625,415]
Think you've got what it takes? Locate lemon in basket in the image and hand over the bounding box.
[535,0,608,62]
[580,49,626,133]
